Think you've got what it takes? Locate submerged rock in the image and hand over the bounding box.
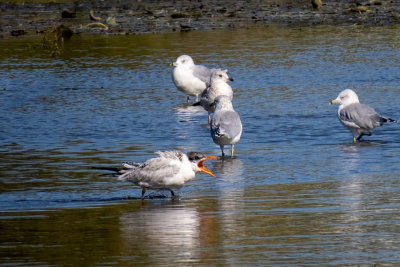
[61,10,76,18]
[10,29,26,36]
[106,17,117,27]
[56,25,73,40]
[311,0,322,10]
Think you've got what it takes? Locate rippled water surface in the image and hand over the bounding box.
[1,25,400,266]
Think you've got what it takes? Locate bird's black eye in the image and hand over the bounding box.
[218,74,222,78]
[187,152,204,161]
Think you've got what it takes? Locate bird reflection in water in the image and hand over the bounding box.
[119,204,201,262]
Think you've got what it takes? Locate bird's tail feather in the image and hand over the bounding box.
[121,162,141,169]
[117,162,142,181]
[384,117,397,123]
[214,127,222,137]
[92,166,121,172]
[93,162,141,180]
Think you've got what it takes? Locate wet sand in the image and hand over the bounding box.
[1,0,399,37]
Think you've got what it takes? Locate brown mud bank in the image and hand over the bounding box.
[1,0,400,37]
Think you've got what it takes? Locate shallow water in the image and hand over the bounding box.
[1,25,400,265]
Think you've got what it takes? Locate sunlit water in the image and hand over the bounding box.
[1,25,400,265]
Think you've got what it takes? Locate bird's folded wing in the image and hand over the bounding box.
[211,112,242,138]
[339,103,383,129]
[118,157,181,186]
[192,65,212,83]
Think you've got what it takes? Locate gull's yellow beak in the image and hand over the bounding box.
[329,99,339,105]
[197,156,217,177]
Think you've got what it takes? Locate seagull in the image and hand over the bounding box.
[210,96,242,157]
[330,89,396,143]
[117,151,217,200]
[172,55,214,103]
[200,69,233,123]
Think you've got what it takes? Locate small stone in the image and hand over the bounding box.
[311,0,322,10]
[61,10,76,19]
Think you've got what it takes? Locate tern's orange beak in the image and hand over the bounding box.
[197,156,217,177]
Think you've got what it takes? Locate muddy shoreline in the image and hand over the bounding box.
[1,0,400,37]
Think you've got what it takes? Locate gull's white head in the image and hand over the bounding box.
[330,89,360,106]
[172,55,195,68]
[211,69,233,84]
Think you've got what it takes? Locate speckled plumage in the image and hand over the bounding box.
[117,151,216,199]
[200,69,233,123]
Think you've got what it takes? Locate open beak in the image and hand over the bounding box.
[170,62,178,67]
[197,156,217,177]
[329,99,339,105]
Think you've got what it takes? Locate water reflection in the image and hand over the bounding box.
[173,103,207,123]
[119,202,201,263]
[214,158,245,241]
[213,157,244,192]
[172,103,210,150]
[332,142,400,264]
[337,144,364,237]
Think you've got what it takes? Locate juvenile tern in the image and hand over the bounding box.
[117,151,217,200]
[210,96,242,157]
[330,89,396,143]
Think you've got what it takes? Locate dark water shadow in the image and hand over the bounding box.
[1,193,174,212]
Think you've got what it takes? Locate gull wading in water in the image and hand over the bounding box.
[210,95,242,157]
[330,89,396,143]
[117,151,217,200]
[172,55,214,103]
[200,69,233,123]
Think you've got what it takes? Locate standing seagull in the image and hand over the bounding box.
[200,69,233,123]
[117,151,217,200]
[330,89,396,143]
[210,96,242,157]
[172,55,214,103]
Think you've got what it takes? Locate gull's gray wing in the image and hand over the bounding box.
[192,65,213,83]
[339,103,386,130]
[211,111,242,140]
